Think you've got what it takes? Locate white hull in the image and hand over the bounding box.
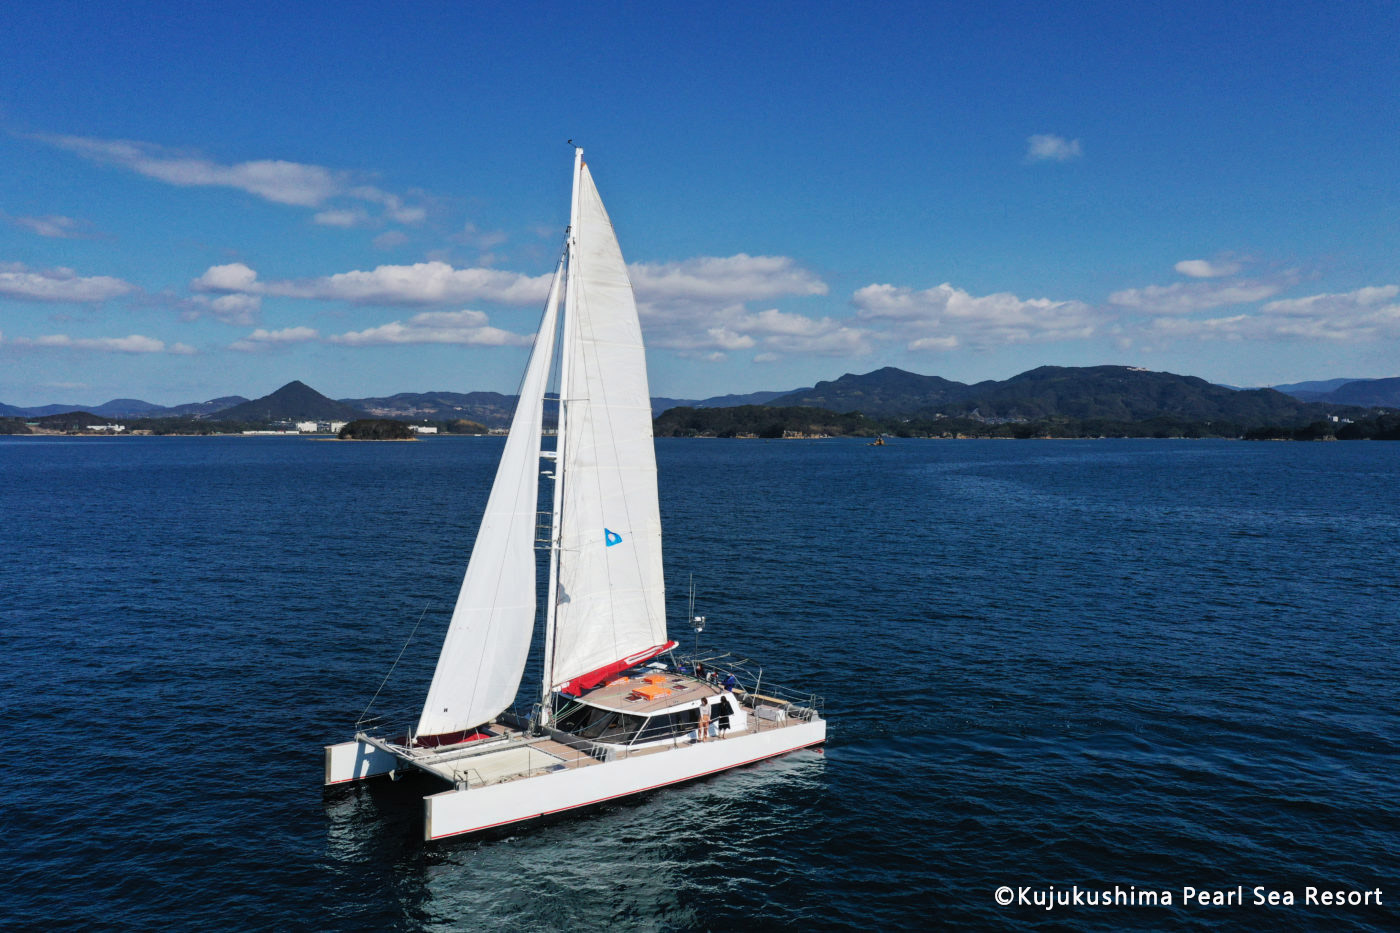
[424,717,825,841]
[324,737,397,785]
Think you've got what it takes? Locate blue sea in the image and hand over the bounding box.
[2,436,1397,930]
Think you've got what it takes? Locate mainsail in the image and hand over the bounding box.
[547,159,670,693]
[415,259,563,739]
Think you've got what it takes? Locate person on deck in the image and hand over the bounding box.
[697,697,710,743]
[716,698,732,739]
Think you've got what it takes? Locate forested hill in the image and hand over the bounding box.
[770,365,1356,424]
[215,381,364,422]
[774,367,967,415]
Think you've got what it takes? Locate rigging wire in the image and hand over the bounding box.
[357,604,431,727]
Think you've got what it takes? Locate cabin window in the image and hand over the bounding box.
[633,708,700,744]
[555,703,644,743]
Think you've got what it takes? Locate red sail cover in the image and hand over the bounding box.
[558,641,678,696]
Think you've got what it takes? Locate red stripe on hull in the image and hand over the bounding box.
[428,738,826,840]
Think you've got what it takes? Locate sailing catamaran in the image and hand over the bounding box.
[323,148,826,842]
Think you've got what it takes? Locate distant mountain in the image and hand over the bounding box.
[0,395,249,418]
[1300,377,1400,408]
[338,388,810,424]
[215,381,365,422]
[12,402,105,417]
[167,396,249,417]
[963,365,1321,423]
[6,367,1389,428]
[6,398,167,417]
[651,388,806,417]
[771,365,1356,425]
[1272,377,1371,399]
[93,398,167,417]
[340,390,518,428]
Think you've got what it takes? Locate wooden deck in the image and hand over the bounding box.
[580,672,722,713]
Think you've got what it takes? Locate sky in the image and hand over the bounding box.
[1,0,1397,407]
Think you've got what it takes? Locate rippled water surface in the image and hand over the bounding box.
[3,436,1397,930]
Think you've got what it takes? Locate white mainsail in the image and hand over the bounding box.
[548,159,669,692]
[415,259,564,739]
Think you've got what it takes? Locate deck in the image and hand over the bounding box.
[364,675,818,791]
[578,672,722,714]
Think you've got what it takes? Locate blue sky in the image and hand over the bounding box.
[2,1,1396,406]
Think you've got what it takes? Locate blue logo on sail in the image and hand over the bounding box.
[604,528,623,547]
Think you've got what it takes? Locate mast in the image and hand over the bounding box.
[539,146,584,723]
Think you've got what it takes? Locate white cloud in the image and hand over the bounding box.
[209,294,262,324]
[624,254,848,358]
[327,309,532,347]
[230,326,319,352]
[350,186,427,224]
[181,292,262,326]
[732,308,835,337]
[909,335,959,351]
[1146,285,1400,342]
[697,326,756,351]
[38,134,343,206]
[1261,284,1398,318]
[452,223,508,250]
[192,262,260,292]
[35,133,428,223]
[191,260,551,306]
[292,263,551,305]
[313,208,369,228]
[372,231,409,250]
[9,214,94,239]
[727,307,872,356]
[642,304,873,357]
[8,332,193,353]
[853,282,1098,350]
[763,326,873,356]
[1175,259,1242,279]
[1108,280,1283,314]
[1027,134,1082,162]
[631,254,828,303]
[186,251,849,360]
[0,262,135,302]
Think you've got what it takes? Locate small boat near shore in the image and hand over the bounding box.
[323,148,826,841]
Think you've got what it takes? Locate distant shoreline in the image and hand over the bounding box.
[2,432,1385,444]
